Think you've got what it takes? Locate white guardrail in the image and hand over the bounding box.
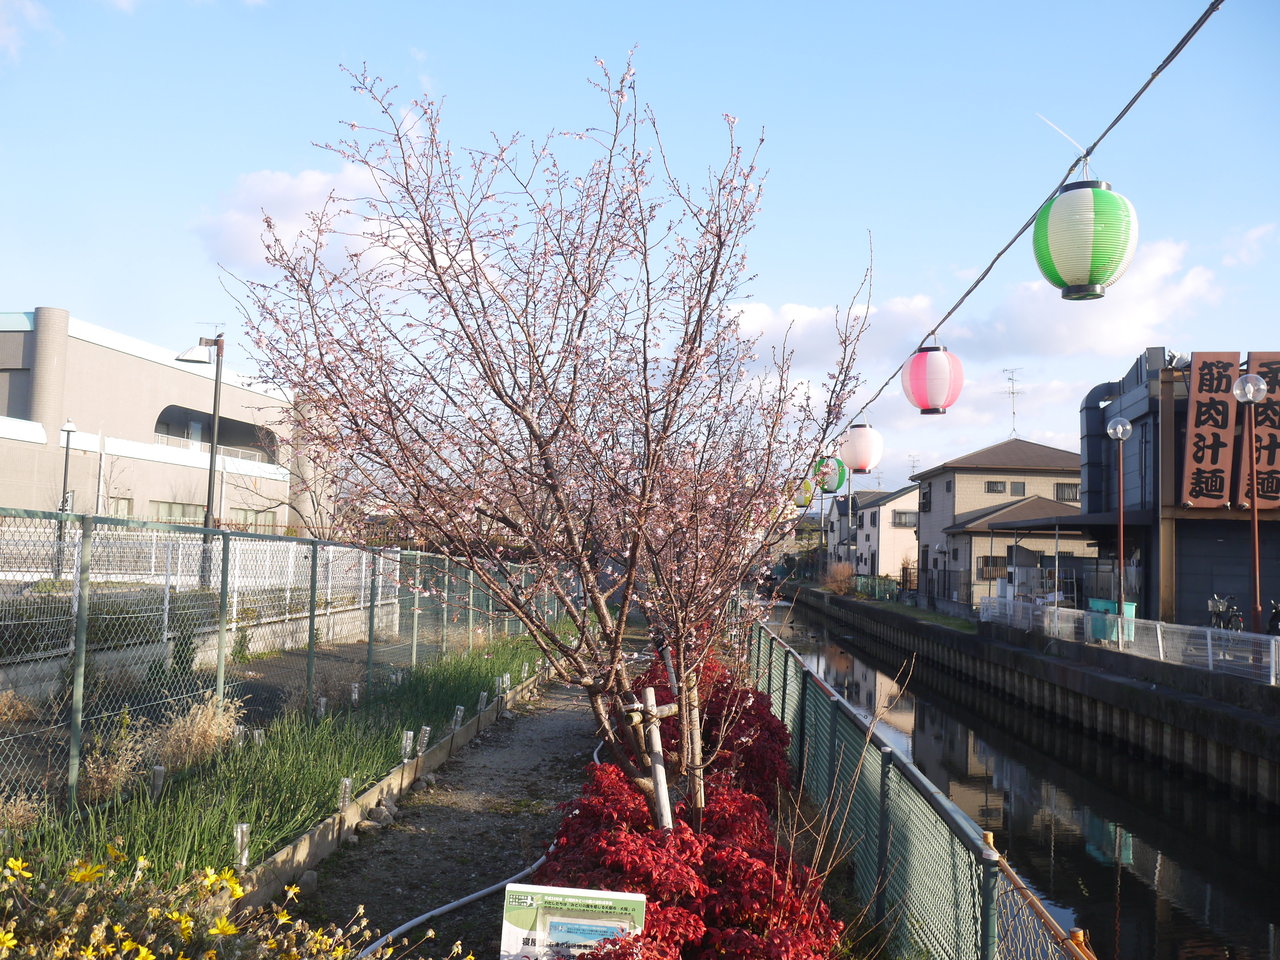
[979,597,1279,686]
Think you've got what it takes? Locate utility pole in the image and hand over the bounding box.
[1003,368,1022,437]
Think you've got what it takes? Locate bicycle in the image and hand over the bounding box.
[1208,594,1245,631]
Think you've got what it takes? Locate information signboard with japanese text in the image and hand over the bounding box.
[500,882,646,959]
[1181,352,1241,508]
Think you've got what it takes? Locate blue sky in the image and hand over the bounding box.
[3,0,1276,491]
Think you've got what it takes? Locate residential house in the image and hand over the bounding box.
[850,484,919,583]
[911,439,1092,612]
[824,491,885,569]
[0,306,319,532]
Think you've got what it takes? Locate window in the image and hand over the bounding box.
[945,479,953,493]
[892,510,918,527]
[985,481,1006,494]
[1055,482,1081,502]
[951,547,959,562]
[870,512,878,527]
[107,497,133,518]
[920,483,932,513]
[977,555,1008,580]
[153,501,203,523]
[857,513,865,529]
[865,533,871,543]
[1011,482,1025,497]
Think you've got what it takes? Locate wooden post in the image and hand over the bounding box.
[642,687,673,830]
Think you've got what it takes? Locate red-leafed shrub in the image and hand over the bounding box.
[535,766,843,960]
[634,655,791,810]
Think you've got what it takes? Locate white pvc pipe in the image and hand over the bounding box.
[357,847,553,958]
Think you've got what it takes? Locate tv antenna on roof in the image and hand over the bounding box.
[1004,368,1022,437]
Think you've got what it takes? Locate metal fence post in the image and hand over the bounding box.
[467,567,474,653]
[66,516,94,808]
[440,557,448,653]
[216,533,231,701]
[366,553,379,688]
[306,542,319,716]
[796,673,808,789]
[410,553,420,669]
[980,848,1000,960]
[160,540,172,643]
[874,745,893,925]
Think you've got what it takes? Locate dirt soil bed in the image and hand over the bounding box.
[295,679,601,959]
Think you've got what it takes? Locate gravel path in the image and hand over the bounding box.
[295,680,601,959]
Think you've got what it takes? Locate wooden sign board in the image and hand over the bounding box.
[1181,352,1241,508]
[1237,351,1280,510]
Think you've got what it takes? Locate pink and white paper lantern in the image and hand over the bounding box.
[901,346,963,415]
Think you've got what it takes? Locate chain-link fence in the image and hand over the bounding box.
[979,597,1279,685]
[747,621,1095,960]
[0,507,559,810]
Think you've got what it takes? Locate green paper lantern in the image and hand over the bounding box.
[1033,180,1138,301]
[813,457,847,493]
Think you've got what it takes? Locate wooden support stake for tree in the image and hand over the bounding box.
[642,687,673,830]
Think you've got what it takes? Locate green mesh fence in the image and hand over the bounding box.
[747,622,1092,960]
[0,508,552,812]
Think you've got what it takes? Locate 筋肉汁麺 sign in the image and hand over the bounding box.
[1181,352,1241,508]
[500,882,645,959]
[1234,351,1280,510]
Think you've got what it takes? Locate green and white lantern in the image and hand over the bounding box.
[1033,180,1138,301]
[813,456,847,494]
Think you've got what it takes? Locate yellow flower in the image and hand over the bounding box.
[130,946,155,960]
[0,929,18,954]
[68,861,106,883]
[273,909,293,925]
[106,844,127,863]
[77,947,97,959]
[165,912,194,943]
[283,883,300,901]
[5,858,32,879]
[207,916,238,937]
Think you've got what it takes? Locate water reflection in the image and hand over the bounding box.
[767,602,1280,959]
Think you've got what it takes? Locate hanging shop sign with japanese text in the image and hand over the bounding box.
[1182,352,1241,507]
[1235,351,1280,509]
[1182,351,1280,509]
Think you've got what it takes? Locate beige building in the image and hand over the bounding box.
[0,306,313,532]
[851,484,919,582]
[911,438,1094,611]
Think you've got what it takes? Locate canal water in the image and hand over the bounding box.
[769,601,1280,960]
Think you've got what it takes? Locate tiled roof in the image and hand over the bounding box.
[855,484,918,511]
[945,495,1083,534]
[911,438,1079,480]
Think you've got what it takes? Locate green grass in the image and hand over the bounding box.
[14,640,538,878]
[861,598,978,633]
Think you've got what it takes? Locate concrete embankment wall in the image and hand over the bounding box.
[788,587,1280,808]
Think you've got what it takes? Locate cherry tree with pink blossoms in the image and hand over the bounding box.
[242,61,867,822]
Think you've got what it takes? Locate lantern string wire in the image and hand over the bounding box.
[847,0,1227,428]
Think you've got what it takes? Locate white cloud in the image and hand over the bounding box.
[197,164,372,274]
[971,239,1219,359]
[0,0,51,57]
[1223,223,1275,267]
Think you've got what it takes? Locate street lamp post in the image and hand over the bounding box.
[55,419,77,581]
[177,334,225,588]
[176,334,225,532]
[1233,374,1267,633]
[1106,417,1132,618]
